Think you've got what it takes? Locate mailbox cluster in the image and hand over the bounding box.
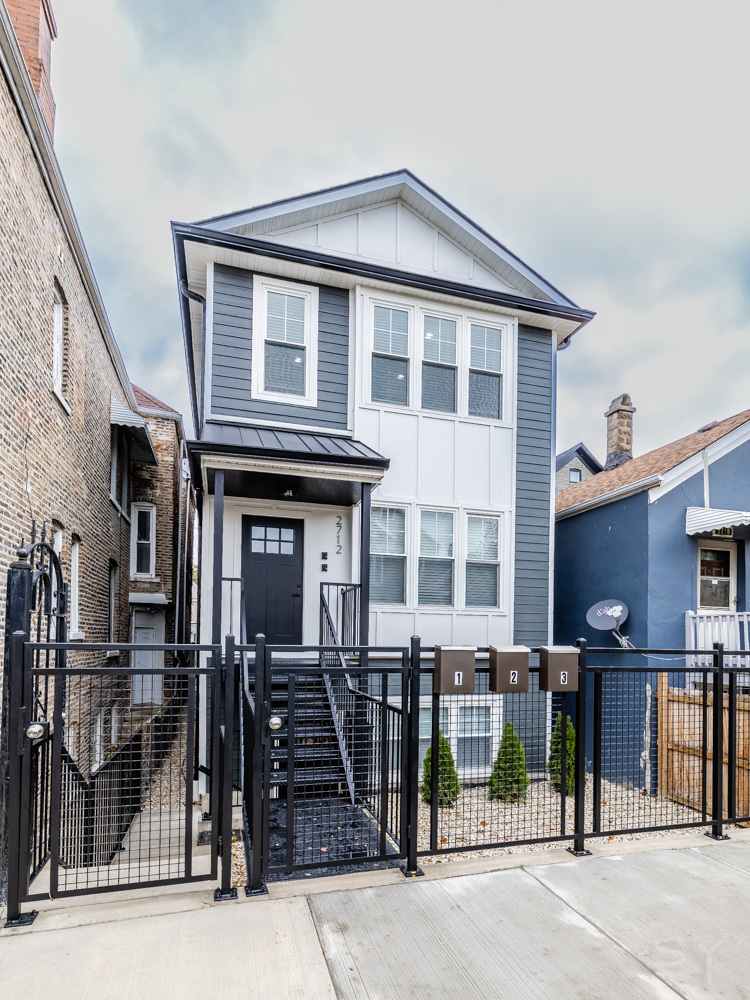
[432,645,579,694]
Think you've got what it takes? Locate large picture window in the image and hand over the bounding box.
[370,507,406,604]
[466,515,499,607]
[418,510,454,606]
[252,276,318,406]
[371,305,409,406]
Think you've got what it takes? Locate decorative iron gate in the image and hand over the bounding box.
[3,532,236,927]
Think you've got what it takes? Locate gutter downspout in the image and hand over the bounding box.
[180,280,206,438]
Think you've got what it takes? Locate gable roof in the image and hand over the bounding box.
[556,409,750,515]
[132,384,180,416]
[192,169,578,308]
[556,442,603,475]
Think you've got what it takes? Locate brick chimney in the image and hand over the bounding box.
[604,393,636,470]
[6,0,57,138]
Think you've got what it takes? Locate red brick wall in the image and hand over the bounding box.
[5,0,56,136]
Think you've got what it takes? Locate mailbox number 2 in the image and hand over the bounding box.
[454,671,463,686]
[510,670,518,685]
[560,671,568,685]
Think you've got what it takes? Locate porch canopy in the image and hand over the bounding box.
[110,395,158,465]
[686,507,750,537]
[189,421,390,645]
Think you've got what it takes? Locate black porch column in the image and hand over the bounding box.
[359,483,371,646]
[212,469,225,645]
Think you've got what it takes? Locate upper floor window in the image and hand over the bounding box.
[52,283,70,407]
[371,507,406,604]
[108,560,117,643]
[422,315,457,414]
[252,276,318,407]
[418,510,454,606]
[131,503,156,578]
[569,468,582,485]
[468,324,502,419]
[372,305,409,406]
[110,428,129,511]
[69,536,82,637]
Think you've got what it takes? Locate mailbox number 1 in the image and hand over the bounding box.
[560,671,568,685]
[454,671,463,686]
[510,670,518,685]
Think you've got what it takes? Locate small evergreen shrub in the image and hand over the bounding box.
[488,721,529,802]
[547,712,576,795]
[420,730,461,807]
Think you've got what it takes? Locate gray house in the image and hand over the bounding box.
[172,170,594,776]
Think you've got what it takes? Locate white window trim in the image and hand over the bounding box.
[362,289,511,425]
[417,508,455,608]
[370,505,408,606]
[251,275,319,407]
[464,513,501,610]
[130,503,157,579]
[52,285,65,398]
[69,537,83,639]
[697,539,737,611]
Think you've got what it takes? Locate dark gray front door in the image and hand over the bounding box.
[241,516,304,644]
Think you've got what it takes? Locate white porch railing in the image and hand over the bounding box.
[685,611,750,667]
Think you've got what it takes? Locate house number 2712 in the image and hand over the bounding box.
[335,516,343,555]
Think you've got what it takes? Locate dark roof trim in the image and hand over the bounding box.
[192,168,579,309]
[556,442,603,474]
[172,223,596,422]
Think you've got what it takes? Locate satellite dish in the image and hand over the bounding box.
[586,599,629,631]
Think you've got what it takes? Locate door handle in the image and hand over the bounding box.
[291,593,301,598]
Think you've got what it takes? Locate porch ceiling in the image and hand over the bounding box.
[205,465,363,505]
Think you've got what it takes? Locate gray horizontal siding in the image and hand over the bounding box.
[513,324,554,647]
[210,264,349,429]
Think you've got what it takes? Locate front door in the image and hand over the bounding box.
[241,516,304,644]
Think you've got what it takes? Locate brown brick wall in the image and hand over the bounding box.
[0,59,135,668]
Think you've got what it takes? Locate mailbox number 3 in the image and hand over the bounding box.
[560,671,568,685]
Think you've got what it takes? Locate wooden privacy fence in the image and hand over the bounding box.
[658,676,750,820]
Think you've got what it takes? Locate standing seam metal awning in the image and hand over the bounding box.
[686,507,750,535]
[110,396,158,465]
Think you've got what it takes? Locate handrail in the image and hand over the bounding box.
[320,593,356,804]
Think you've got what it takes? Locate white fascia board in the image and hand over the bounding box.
[184,241,581,340]
[555,475,663,521]
[195,171,572,307]
[199,453,386,485]
[648,420,750,503]
[0,7,138,412]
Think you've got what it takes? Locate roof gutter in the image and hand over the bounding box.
[172,223,596,325]
[0,5,138,412]
[555,475,663,521]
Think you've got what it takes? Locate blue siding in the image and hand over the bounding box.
[513,325,554,646]
[210,264,349,429]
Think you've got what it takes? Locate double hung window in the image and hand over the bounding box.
[465,516,499,607]
[52,284,68,402]
[370,507,406,604]
[418,510,454,606]
[371,305,409,405]
[131,504,156,578]
[468,323,503,419]
[252,277,318,406]
[421,315,457,413]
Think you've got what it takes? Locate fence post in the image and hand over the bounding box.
[568,639,591,857]
[727,669,737,823]
[707,641,729,841]
[246,633,267,895]
[215,635,238,900]
[5,630,37,927]
[403,636,424,877]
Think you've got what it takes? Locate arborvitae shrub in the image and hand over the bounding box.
[488,721,529,802]
[547,712,576,795]
[420,730,461,806]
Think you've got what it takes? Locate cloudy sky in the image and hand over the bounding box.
[50,0,750,460]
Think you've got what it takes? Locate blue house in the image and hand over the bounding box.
[555,397,750,789]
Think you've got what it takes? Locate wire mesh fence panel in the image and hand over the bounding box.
[416,665,576,855]
[260,648,408,875]
[21,644,219,901]
[728,667,750,822]
[593,661,710,835]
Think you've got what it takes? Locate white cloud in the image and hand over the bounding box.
[51,0,750,444]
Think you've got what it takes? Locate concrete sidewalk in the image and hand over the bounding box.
[3,833,750,999]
